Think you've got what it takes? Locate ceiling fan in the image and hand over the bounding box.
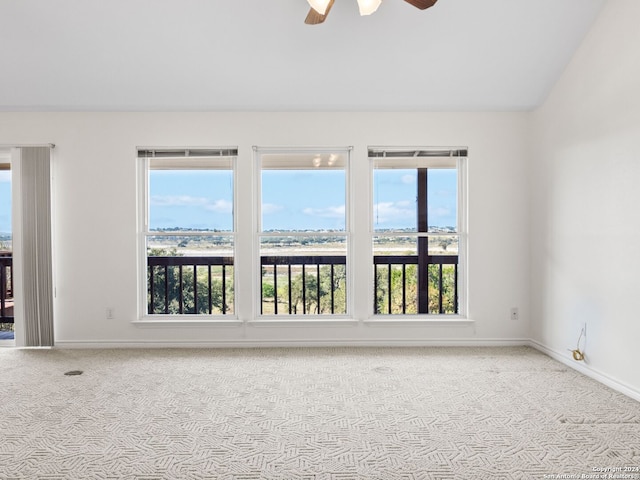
[305,0,438,25]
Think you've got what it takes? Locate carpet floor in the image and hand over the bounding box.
[0,346,639,479]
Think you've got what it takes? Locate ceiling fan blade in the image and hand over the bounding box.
[305,0,335,24]
[403,0,438,10]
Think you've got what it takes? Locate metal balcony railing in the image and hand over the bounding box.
[147,256,234,315]
[260,255,347,315]
[374,255,458,315]
[147,254,458,316]
[0,253,13,324]
[1,252,458,320]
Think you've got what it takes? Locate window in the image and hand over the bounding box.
[256,148,350,316]
[138,148,236,317]
[370,148,466,316]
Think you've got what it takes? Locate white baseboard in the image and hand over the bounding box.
[54,338,530,349]
[529,339,640,402]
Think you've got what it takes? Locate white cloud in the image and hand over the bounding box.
[302,205,345,218]
[0,171,11,183]
[150,195,209,207]
[429,206,451,218]
[374,201,415,224]
[151,195,232,214]
[262,203,284,214]
[204,199,233,214]
[401,174,414,185]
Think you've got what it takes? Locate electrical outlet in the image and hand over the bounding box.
[106,307,114,319]
[510,307,519,321]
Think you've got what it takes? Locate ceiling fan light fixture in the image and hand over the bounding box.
[307,0,332,15]
[356,0,382,16]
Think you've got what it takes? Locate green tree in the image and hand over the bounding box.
[375,264,418,314]
[270,264,347,315]
[148,248,233,314]
[428,264,456,314]
[375,261,456,315]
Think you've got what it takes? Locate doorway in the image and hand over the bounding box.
[0,150,14,344]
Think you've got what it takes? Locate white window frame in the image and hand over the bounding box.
[368,147,468,320]
[136,147,239,323]
[253,146,353,321]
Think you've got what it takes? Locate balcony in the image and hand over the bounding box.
[2,251,458,330]
[0,252,14,340]
[147,254,458,316]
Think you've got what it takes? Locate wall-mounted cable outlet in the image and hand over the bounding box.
[510,307,519,321]
[570,323,587,361]
[106,307,114,320]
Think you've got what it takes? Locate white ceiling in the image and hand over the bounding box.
[0,0,606,111]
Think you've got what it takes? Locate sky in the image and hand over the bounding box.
[149,167,457,232]
[0,171,11,234]
[150,170,234,231]
[262,170,345,231]
[0,166,457,235]
[374,168,457,231]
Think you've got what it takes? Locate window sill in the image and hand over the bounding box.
[132,316,473,328]
[248,317,359,327]
[133,316,242,327]
[364,316,474,326]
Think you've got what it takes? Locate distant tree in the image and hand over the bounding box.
[438,238,453,251]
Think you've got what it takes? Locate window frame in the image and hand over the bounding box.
[253,146,353,320]
[136,148,239,323]
[368,147,468,319]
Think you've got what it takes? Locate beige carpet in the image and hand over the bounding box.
[0,346,639,479]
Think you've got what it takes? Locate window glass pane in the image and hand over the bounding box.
[373,235,458,257]
[146,235,234,315]
[430,235,459,255]
[373,169,416,232]
[427,168,457,232]
[260,235,346,315]
[147,235,233,257]
[373,167,457,233]
[373,235,459,315]
[373,236,418,314]
[261,169,345,232]
[149,169,233,232]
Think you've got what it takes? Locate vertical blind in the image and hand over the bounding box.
[20,147,54,347]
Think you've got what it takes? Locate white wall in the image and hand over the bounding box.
[531,0,640,392]
[0,111,530,346]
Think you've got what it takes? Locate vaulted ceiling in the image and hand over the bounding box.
[0,0,606,111]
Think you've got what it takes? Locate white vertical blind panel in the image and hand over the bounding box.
[20,147,53,347]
